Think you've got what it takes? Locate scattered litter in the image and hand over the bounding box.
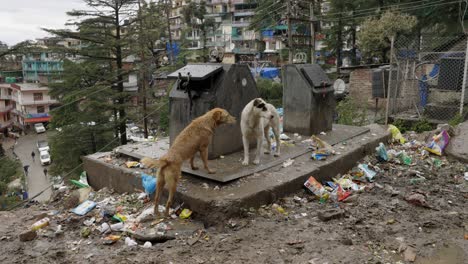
[98,223,111,234]
[282,158,295,168]
[310,135,335,154]
[320,132,326,135]
[103,235,121,245]
[358,164,377,182]
[424,130,450,156]
[31,218,50,231]
[280,133,290,140]
[375,142,388,162]
[83,217,96,226]
[388,125,406,144]
[125,237,138,247]
[304,176,328,198]
[405,193,430,208]
[71,200,97,216]
[141,173,157,195]
[125,161,140,168]
[180,209,192,219]
[142,241,152,248]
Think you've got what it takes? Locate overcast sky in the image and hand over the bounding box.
[0,0,87,45]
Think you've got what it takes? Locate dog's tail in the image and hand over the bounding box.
[140,157,169,169]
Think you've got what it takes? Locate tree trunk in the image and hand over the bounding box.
[165,0,175,65]
[115,3,127,145]
[351,26,357,65]
[336,17,343,75]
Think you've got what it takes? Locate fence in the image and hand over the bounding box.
[385,34,468,123]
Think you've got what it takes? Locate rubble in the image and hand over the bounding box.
[19,230,37,242]
[317,209,345,222]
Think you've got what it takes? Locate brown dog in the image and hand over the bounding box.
[141,108,236,217]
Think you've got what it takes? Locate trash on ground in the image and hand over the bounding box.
[70,179,89,189]
[125,237,138,247]
[71,200,97,216]
[304,176,328,198]
[358,164,377,182]
[405,193,430,208]
[125,161,140,168]
[388,125,406,144]
[310,135,335,155]
[141,173,157,195]
[280,133,290,140]
[282,158,295,168]
[179,209,192,219]
[31,217,50,231]
[103,235,121,245]
[375,142,388,162]
[424,130,450,156]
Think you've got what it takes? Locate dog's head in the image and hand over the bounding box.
[252,98,273,119]
[211,108,237,125]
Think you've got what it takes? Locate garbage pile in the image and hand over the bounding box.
[21,171,201,248]
[302,124,462,207]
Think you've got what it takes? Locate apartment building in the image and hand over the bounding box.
[169,0,259,54]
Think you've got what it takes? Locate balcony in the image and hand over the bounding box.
[232,21,250,27]
[0,105,14,113]
[233,10,255,17]
[0,94,12,100]
[20,99,59,106]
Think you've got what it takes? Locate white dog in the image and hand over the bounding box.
[241,98,281,165]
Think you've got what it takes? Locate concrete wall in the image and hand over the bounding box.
[83,156,141,194]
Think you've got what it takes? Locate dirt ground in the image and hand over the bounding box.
[0,134,467,264]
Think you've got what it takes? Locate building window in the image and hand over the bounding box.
[33,93,43,101]
[37,106,45,113]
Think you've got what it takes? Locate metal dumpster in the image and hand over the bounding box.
[168,63,259,159]
[282,64,336,135]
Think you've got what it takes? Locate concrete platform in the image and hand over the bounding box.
[115,124,369,182]
[83,124,390,224]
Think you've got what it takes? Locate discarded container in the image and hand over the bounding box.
[179,209,192,219]
[375,142,388,162]
[103,235,121,244]
[141,173,157,195]
[112,213,127,222]
[98,223,111,234]
[358,164,377,182]
[304,176,328,197]
[31,217,50,231]
[388,125,406,144]
[71,200,96,216]
[311,152,329,160]
[79,171,89,186]
[424,130,450,156]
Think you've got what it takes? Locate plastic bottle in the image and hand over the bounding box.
[31,217,50,231]
[399,152,412,165]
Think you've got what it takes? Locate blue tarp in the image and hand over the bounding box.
[251,67,280,79]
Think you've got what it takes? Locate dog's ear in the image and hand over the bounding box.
[212,109,222,121]
[253,98,261,107]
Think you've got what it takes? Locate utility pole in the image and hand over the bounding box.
[165,0,175,65]
[137,0,149,138]
[287,0,293,64]
[310,1,315,64]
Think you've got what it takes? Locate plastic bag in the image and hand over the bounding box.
[375,142,388,162]
[358,164,377,182]
[141,173,157,195]
[424,130,450,156]
[388,125,406,144]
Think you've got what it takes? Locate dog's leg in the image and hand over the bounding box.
[200,147,216,174]
[242,135,250,166]
[154,170,165,218]
[164,171,179,217]
[263,126,271,154]
[190,156,198,170]
[272,124,281,157]
[253,127,263,165]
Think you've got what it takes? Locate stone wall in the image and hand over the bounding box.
[348,68,387,109]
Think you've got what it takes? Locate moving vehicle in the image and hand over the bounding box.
[39,151,51,166]
[34,123,46,134]
[36,140,50,152]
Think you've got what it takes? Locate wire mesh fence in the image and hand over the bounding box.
[386,34,468,123]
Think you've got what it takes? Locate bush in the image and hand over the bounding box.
[0,157,21,184]
[256,78,283,107]
[336,98,368,126]
[448,113,464,127]
[411,119,434,133]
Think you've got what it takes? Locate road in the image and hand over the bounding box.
[14,132,51,202]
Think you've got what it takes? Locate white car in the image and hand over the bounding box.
[36,140,50,152]
[39,151,51,166]
[34,123,46,134]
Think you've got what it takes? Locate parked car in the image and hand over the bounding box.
[36,140,50,152]
[39,151,51,165]
[34,123,46,134]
